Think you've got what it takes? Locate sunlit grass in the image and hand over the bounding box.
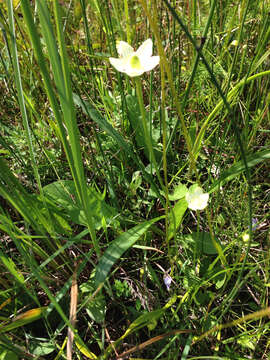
[0,0,269,359]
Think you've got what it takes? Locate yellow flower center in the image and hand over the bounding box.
[130,55,141,69]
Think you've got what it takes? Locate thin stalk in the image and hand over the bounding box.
[149,70,154,176]
[166,0,216,158]
[194,213,200,267]
[124,0,131,43]
[134,77,164,192]
[152,1,170,262]
[138,0,196,177]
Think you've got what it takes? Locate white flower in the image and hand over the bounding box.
[185,185,209,211]
[242,233,250,242]
[230,40,238,47]
[109,39,160,77]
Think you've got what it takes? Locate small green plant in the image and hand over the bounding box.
[113,279,131,299]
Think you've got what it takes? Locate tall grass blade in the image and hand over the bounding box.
[20,0,98,253]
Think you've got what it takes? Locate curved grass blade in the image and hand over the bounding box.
[209,149,270,193]
[193,70,270,158]
[75,340,97,360]
[103,295,179,359]
[0,307,46,334]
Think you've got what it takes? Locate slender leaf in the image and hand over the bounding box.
[0,308,46,334]
[209,149,270,193]
[95,217,162,286]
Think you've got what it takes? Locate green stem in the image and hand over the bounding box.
[158,42,170,264]
[124,0,131,43]
[134,77,164,191]
[135,76,172,263]
[206,208,227,267]
[139,0,197,179]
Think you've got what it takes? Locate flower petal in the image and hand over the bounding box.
[164,275,172,291]
[116,41,134,58]
[140,55,160,72]
[136,39,153,58]
[197,193,209,210]
[125,65,145,77]
[109,57,128,73]
[185,186,209,211]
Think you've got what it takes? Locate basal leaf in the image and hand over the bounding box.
[168,198,188,240]
[168,183,188,201]
[182,232,223,255]
[43,180,116,229]
[80,281,106,324]
[95,217,161,287]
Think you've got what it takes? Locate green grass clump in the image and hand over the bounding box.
[0,0,270,359]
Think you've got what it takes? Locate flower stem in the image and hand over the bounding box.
[135,77,173,264]
[134,77,164,190]
[139,0,197,179]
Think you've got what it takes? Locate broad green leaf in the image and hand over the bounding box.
[80,282,106,324]
[215,271,227,290]
[168,183,188,201]
[209,149,270,193]
[126,94,145,148]
[95,217,161,286]
[29,340,55,356]
[0,350,18,360]
[126,94,161,161]
[43,180,116,229]
[168,198,188,240]
[182,232,223,255]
